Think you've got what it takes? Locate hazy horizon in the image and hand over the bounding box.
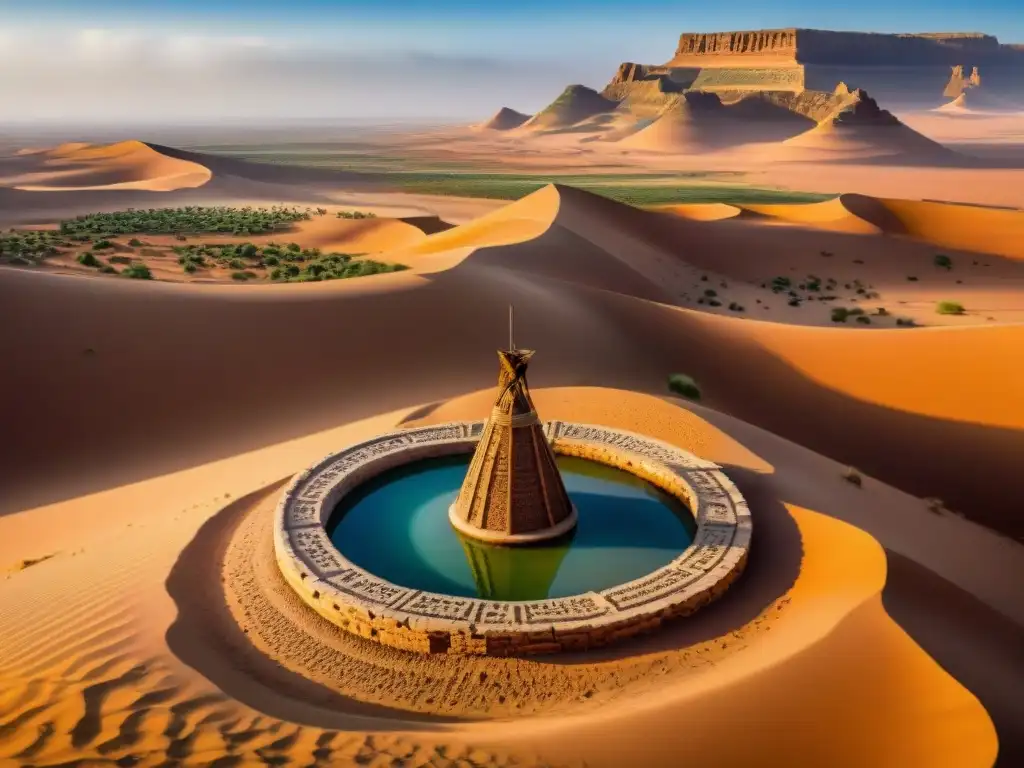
[2,0,1022,123]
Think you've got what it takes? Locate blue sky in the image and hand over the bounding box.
[1,1,1021,122]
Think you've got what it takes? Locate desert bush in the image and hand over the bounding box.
[121,264,152,280]
[100,265,118,274]
[936,300,965,315]
[728,302,745,312]
[231,271,258,281]
[108,255,133,264]
[875,307,889,316]
[842,467,863,487]
[831,307,850,323]
[855,315,871,324]
[77,252,101,267]
[788,298,800,307]
[228,258,247,270]
[704,289,717,298]
[667,373,701,401]
[263,255,280,266]
[707,299,722,307]
[933,254,953,270]
[907,276,919,282]
[58,205,311,237]
[896,317,916,327]
[239,243,259,259]
[336,210,377,219]
[92,239,114,250]
[128,238,143,247]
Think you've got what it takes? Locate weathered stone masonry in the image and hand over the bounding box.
[274,421,752,656]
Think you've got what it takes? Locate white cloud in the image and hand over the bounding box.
[0,27,608,121]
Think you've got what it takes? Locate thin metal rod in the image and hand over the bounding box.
[509,304,514,350]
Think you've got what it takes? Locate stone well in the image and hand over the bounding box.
[273,420,752,656]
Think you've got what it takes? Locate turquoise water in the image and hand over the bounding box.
[326,454,696,601]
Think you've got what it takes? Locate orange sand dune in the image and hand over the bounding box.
[782,121,956,161]
[659,202,743,221]
[873,197,1024,260]
[0,140,212,192]
[1,179,1022,766]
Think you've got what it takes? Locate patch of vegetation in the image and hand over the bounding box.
[896,317,916,327]
[92,239,114,250]
[128,238,144,247]
[667,373,701,401]
[59,205,313,237]
[100,265,118,274]
[76,252,102,268]
[936,300,965,315]
[855,315,871,325]
[831,307,850,323]
[268,252,408,283]
[933,254,953,270]
[842,467,863,488]
[788,298,801,307]
[108,255,133,265]
[336,210,377,219]
[770,276,791,293]
[121,264,153,280]
[875,307,889,316]
[703,289,717,298]
[231,271,258,281]
[707,299,722,307]
[728,302,745,312]
[0,230,63,263]
[907,276,919,282]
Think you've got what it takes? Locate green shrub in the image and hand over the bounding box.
[936,300,965,315]
[704,289,717,298]
[77,252,101,268]
[108,255,132,264]
[848,307,865,316]
[263,255,280,266]
[231,270,258,281]
[707,299,722,307]
[831,307,850,323]
[240,243,259,259]
[228,258,246,270]
[121,264,152,280]
[100,265,118,274]
[855,315,871,325]
[668,374,701,401]
[896,317,916,327]
[788,298,801,307]
[875,307,889,316]
[183,263,197,273]
[128,238,143,247]
[728,302,745,312]
[933,254,952,270]
[92,239,114,250]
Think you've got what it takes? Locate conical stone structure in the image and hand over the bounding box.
[449,328,577,545]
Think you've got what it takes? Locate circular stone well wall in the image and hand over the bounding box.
[274,420,752,656]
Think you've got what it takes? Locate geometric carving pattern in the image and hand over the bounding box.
[275,420,752,652]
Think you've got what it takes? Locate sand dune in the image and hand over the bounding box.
[522,85,618,130]
[479,107,531,131]
[621,92,811,152]
[1,183,1022,767]
[0,140,212,192]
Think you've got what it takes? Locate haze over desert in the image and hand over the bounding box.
[1,4,1023,768]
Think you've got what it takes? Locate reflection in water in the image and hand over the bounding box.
[327,454,695,601]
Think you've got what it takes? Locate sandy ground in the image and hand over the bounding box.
[1,130,1023,766]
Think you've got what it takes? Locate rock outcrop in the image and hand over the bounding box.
[480,107,530,131]
[523,85,618,130]
[824,84,901,126]
[670,29,1024,67]
[944,65,983,98]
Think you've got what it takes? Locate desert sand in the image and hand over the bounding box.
[2,146,1024,767]
[2,57,1024,767]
